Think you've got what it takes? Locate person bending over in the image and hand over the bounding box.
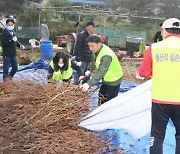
[48,52,82,82]
[80,34,123,105]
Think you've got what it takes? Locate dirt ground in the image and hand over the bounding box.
[0,49,147,154]
[0,81,116,154]
[120,57,147,85]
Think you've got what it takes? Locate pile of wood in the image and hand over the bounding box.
[0,80,123,153]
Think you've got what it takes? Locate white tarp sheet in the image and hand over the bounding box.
[79,79,152,139]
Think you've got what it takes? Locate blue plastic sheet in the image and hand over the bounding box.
[18,59,49,72]
[99,123,175,154]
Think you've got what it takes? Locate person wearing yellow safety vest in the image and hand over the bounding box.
[138,18,180,154]
[80,34,123,105]
[48,52,82,82]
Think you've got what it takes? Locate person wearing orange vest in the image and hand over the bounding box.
[80,34,123,105]
[138,18,180,154]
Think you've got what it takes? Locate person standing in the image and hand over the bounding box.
[1,18,24,81]
[138,18,180,154]
[154,23,163,42]
[80,34,123,105]
[74,21,97,84]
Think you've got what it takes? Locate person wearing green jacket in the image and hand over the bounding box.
[80,34,123,105]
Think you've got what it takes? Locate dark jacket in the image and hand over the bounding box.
[154,31,163,43]
[74,30,92,62]
[1,29,20,57]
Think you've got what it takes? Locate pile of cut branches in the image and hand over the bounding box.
[0,80,123,153]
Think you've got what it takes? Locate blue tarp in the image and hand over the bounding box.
[18,59,49,72]
[100,121,175,154]
[0,60,176,153]
[67,0,111,6]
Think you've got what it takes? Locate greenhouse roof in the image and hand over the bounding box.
[67,0,111,6]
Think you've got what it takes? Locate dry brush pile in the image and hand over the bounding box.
[0,80,123,154]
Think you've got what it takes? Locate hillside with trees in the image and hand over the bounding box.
[0,0,179,44]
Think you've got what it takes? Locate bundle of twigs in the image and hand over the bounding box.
[0,79,124,153]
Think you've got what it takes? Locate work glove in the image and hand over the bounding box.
[80,83,90,92]
[78,75,85,82]
[20,45,25,50]
[12,36,17,42]
[76,61,82,67]
[85,70,91,78]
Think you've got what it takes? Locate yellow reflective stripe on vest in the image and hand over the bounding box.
[152,36,180,103]
[50,59,73,81]
[95,44,123,82]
